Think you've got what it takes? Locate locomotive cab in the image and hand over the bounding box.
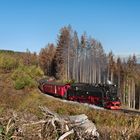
[103,84,121,109]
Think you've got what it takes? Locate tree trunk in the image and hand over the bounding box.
[139,92,140,110]
[111,70,114,83]
[133,79,135,109]
[117,71,121,97]
[98,64,101,83]
[128,79,131,108]
[67,45,70,80]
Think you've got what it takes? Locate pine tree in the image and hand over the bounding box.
[54,27,71,80]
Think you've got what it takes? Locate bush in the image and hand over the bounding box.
[12,65,44,90]
[0,54,18,72]
[14,79,25,90]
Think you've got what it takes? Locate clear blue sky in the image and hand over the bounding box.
[0,0,140,55]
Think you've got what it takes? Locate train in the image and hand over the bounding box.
[38,79,121,109]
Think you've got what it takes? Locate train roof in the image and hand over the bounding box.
[38,79,117,88]
[71,83,88,86]
[38,79,69,86]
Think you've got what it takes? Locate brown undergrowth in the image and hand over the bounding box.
[0,73,140,139]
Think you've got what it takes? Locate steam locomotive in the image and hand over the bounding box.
[38,79,121,109]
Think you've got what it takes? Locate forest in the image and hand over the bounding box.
[0,26,140,110]
[39,26,140,110]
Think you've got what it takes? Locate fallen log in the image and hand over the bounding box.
[40,106,99,140]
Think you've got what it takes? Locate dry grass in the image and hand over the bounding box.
[0,73,140,139]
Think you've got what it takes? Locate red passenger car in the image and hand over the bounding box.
[38,79,70,98]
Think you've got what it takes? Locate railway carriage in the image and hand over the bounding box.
[38,79,121,109]
[38,79,70,98]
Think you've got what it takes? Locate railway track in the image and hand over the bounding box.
[39,89,104,110]
[39,89,140,116]
[119,108,140,115]
[105,107,140,116]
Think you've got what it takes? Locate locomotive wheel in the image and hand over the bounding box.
[63,92,68,99]
[102,101,105,107]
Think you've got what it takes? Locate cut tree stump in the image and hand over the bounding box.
[40,106,99,140]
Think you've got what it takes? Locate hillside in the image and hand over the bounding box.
[0,71,139,139]
[0,49,140,139]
